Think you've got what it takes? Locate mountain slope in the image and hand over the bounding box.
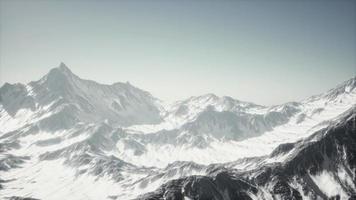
[0,64,355,200]
[0,63,163,132]
[138,106,356,200]
[128,76,356,146]
[117,77,355,167]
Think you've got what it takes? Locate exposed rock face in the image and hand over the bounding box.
[138,108,356,200]
[1,64,355,200]
[8,197,40,200]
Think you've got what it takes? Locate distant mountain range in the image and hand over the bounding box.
[0,63,355,200]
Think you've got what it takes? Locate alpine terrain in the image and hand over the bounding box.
[0,63,355,200]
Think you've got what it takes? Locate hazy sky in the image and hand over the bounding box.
[1,0,355,105]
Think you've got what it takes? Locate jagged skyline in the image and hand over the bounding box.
[1,60,355,199]
[1,0,355,105]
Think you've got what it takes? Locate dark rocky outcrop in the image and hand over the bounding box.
[138,108,356,200]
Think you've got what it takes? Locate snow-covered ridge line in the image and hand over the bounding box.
[0,63,164,131]
[0,63,355,200]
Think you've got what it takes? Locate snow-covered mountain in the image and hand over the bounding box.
[0,63,163,132]
[0,63,355,200]
[140,106,356,200]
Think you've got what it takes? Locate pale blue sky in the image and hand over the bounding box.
[0,0,355,105]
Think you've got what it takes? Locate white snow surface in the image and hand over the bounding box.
[1,64,355,199]
[310,170,348,199]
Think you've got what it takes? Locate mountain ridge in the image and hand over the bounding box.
[0,63,164,130]
[0,63,355,200]
[138,106,356,200]
[3,63,355,107]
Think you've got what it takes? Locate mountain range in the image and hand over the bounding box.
[0,63,355,200]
